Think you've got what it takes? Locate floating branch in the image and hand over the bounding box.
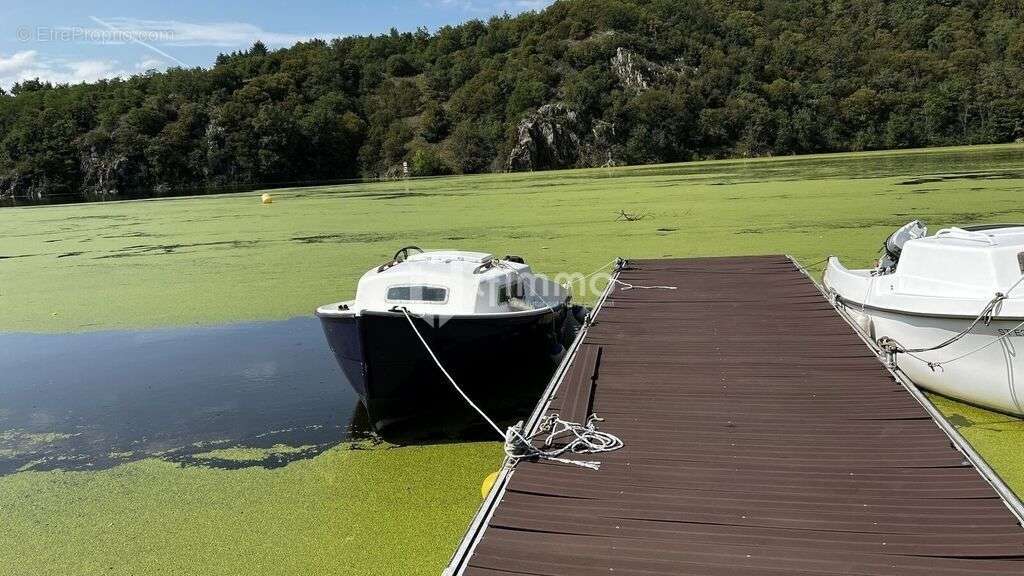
[616,210,650,222]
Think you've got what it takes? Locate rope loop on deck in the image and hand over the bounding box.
[400,307,622,470]
[503,414,622,471]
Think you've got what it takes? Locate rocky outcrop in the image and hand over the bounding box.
[507,103,618,171]
[610,47,686,93]
[506,48,693,172]
[506,103,583,172]
[0,171,66,201]
[0,172,28,200]
[80,149,149,197]
[506,103,619,172]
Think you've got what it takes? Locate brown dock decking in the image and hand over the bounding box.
[447,255,1024,576]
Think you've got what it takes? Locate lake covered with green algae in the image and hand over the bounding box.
[3,144,1024,574]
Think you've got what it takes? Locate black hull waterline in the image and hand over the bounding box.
[319,306,570,429]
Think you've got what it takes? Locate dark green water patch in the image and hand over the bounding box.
[369,192,422,200]
[61,214,135,221]
[291,232,401,244]
[736,212,1024,236]
[896,171,1024,186]
[946,414,974,428]
[94,240,260,258]
[100,231,156,239]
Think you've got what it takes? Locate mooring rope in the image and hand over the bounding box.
[911,318,1024,369]
[494,259,557,314]
[577,259,620,284]
[861,273,878,313]
[879,274,1024,370]
[793,256,830,274]
[399,307,623,470]
[612,278,678,291]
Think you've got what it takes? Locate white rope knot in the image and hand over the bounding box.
[503,413,623,470]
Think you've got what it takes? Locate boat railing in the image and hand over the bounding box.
[934,227,997,245]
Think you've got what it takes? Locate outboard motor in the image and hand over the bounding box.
[878,220,927,273]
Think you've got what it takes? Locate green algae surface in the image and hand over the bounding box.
[191,443,319,462]
[0,441,499,576]
[3,144,1024,574]
[4,143,1023,333]
[928,394,1024,496]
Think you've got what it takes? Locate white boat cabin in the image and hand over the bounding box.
[317,250,569,318]
[825,225,1024,318]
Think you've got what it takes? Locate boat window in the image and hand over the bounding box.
[497,280,524,303]
[386,286,448,302]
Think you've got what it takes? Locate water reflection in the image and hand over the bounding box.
[0,317,366,475]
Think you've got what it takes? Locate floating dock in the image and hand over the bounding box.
[447,255,1024,575]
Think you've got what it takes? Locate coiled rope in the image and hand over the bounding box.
[400,307,623,470]
[878,274,1024,370]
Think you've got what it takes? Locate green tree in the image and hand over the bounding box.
[506,79,548,118]
[382,122,414,166]
[622,89,695,164]
[447,119,498,173]
[563,65,613,117]
[386,54,417,77]
[409,145,452,176]
[419,101,450,142]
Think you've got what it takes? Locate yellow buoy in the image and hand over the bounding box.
[261,193,273,204]
[480,471,499,499]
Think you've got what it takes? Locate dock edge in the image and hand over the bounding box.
[790,254,1024,526]
[442,262,624,576]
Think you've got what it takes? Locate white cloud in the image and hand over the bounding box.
[136,58,167,71]
[0,50,131,90]
[428,0,554,13]
[505,0,554,10]
[66,59,119,79]
[0,51,39,75]
[1,14,343,89]
[71,18,343,49]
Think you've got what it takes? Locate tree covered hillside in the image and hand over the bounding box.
[3,0,1024,202]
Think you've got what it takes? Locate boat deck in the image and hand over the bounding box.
[447,255,1024,575]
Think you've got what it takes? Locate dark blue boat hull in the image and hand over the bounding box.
[318,307,568,429]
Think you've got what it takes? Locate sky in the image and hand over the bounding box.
[0,0,554,90]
